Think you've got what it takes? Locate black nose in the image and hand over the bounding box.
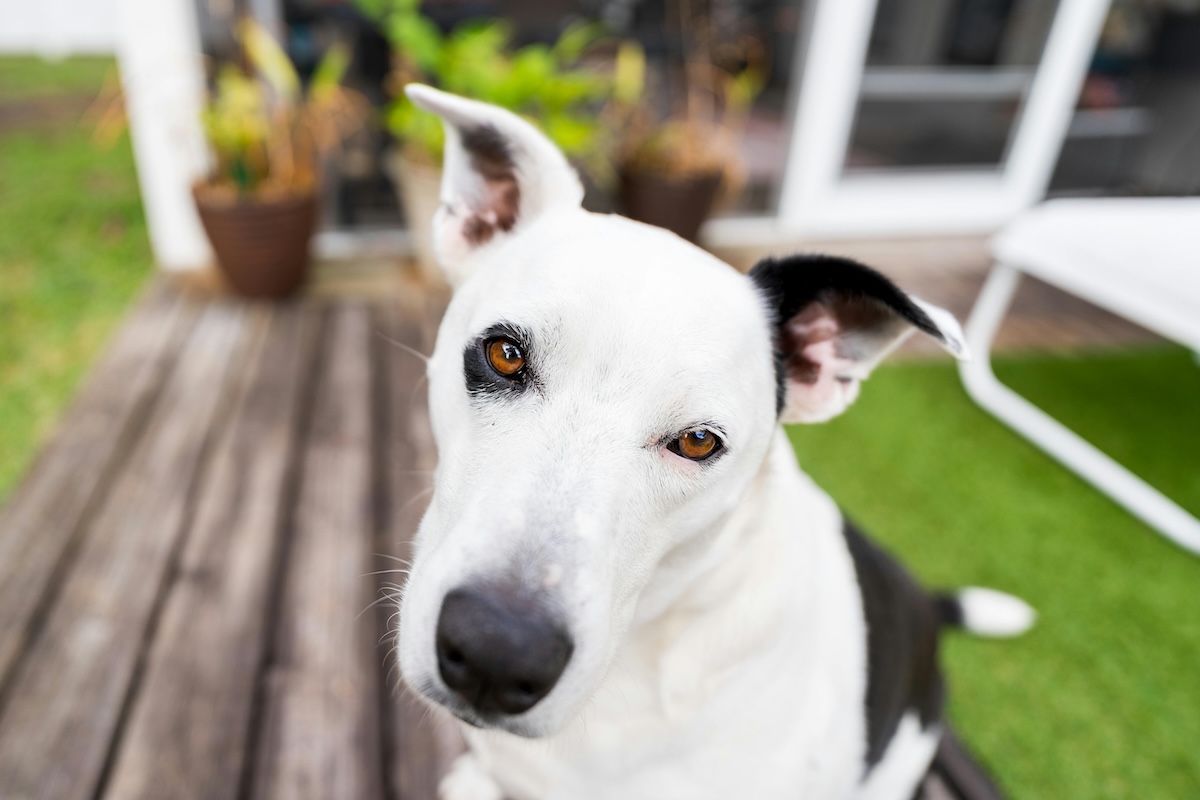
[436,585,573,716]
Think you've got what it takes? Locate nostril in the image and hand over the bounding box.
[436,585,574,716]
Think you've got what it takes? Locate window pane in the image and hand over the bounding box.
[844,0,1060,174]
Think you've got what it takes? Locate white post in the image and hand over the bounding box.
[1002,0,1113,209]
[776,0,879,227]
[114,0,212,272]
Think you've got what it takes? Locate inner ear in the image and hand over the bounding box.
[453,125,520,247]
[751,254,968,424]
[783,291,912,386]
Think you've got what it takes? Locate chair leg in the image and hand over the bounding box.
[959,264,1200,555]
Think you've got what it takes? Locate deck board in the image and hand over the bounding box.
[249,303,386,800]
[103,302,320,800]
[0,286,195,691]
[0,301,253,800]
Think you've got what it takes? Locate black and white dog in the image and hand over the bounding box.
[396,86,1034,800]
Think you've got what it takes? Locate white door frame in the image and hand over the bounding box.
[704,0,1113,247]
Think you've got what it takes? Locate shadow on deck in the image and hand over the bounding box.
[0,272,1026,799]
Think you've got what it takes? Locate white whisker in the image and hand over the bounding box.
[376,330,430,364]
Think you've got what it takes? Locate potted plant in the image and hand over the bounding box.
[357,0,613,276]
[613,35,765,243]
[194,20,362,297]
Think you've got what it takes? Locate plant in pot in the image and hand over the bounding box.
[356,0,613,277]
[194,20,362,298]
[613,32,766,243]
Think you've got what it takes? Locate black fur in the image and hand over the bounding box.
[841,519,946,774]
[463,322,534,397]
[748,255,945,414]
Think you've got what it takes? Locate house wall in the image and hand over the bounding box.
[0,0,120,55]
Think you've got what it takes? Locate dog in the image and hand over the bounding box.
[395,85,1035,800]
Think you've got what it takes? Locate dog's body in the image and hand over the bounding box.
[395,86,1033,800]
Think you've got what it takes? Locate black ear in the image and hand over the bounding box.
[750,255,968,423]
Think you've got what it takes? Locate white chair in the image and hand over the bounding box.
[959,198,1200,555]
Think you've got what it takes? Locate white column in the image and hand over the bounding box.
[114,0,212,272]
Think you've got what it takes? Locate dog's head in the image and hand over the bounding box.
[397,86,968,736]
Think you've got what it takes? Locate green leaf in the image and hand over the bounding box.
[309,42,351,102]
[240,18,299,102]
[386,97,444,162]
[613,41,645,106]
[388,12,443,73]
[352,0,390,20]
[552,20,605,64]
[542,113,597,157]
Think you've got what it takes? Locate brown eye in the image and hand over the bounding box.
[486,337,525,377]
[672,429,722,461]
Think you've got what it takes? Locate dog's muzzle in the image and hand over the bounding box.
[435,583,573,717]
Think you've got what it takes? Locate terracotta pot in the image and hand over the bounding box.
[194,188,317,298]
[385,151,443,281]
[618,170,723,243]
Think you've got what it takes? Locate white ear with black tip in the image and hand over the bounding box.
[404,84,585,284]
[750,255,969,424]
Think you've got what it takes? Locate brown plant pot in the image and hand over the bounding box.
[194,188,318,298]
[618,170,723,244]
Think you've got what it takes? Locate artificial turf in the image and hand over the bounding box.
[788,347,1200,798]
[0,57,151,502]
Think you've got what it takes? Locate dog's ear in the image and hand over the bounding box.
[750,255,969,424]
[405,84,585,284]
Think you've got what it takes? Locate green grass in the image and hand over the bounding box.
[788,347,1200,798]
[0,56,118,101]
[0,57,151,502]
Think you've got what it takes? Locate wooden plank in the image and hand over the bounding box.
[0,284,195,690]
[376,300,463,800]
[0,302,254,800]
[101,302,320,800]
[250,303,385,800]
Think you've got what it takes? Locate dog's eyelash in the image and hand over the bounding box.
[463,322,535,396]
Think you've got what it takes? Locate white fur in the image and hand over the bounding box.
[396,87,989,800]
[957,587,1037,638]
[856,714,942,800]
[439,754,505,800]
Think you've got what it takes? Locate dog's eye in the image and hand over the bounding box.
[669,429,723,461]
[485,337,525,377]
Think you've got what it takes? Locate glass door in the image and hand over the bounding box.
[770,0,1112,239]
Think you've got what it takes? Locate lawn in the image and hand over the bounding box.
[0,57,151,502]
[789,347,1200,798]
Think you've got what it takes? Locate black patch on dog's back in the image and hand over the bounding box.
[841,520,945,772]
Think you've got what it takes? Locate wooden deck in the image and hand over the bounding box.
[0,262,1084,799]
[0,283,462,800]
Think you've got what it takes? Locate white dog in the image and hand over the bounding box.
[395,85,1034,800]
